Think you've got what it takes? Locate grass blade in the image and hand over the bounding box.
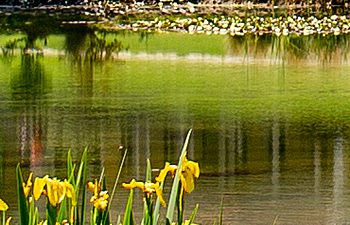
[123,189,134,225]
[103,148,128,225]
[142,159,152,225]
[187,204,199,225]
[145,159,152,182]
[79,148,88,225]
[67,149,76,187]
[16,164,28,225]
[74,147,88,225]
[57,199,67,222]
[152,181,164,225]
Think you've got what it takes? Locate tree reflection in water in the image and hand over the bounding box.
[228,33,350,63]
[11,53,49,169]
[65,28,124,97]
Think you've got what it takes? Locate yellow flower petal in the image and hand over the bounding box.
[33,175,49,201]
[87,180,101,197]
[23,172,33,198]
[0,198,9,211]
[90,191,109,210]
[46,178,56,206]
[46,178,66,207]
[87,181,95,193]
[179,157,200,193]
[93,197,108,210]
[144,182,157,194]
[155,162,177,183]
[123,180,166,206]
[152,182,166,207]
[184,161,200,178]
[57,181,66,205]
[100,191,109,200]
[64,180,76,206]
[181,166,195,193]
[122,179,145,190]
[134,181,146,190]
[5,217,12,225]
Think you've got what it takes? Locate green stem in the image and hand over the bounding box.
[16,164,29,225]
[177,185,184,225]
[47,203,57,225]
[101,148,128,225]
[106,148,128,213]
[145,195,153,225]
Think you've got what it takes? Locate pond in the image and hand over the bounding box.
[1,24,350,224]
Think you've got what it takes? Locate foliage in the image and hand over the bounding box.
[0,129,200,225]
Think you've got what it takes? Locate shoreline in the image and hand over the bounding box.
[1,3,350,36]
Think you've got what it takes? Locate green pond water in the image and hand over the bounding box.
[1,29,350,224]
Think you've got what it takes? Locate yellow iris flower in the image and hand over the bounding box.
[87,180,109,210]
[0,198,9,211]
[33,176,76,207]
[122,179,166,207]
[156,156,200,193]
[22,172,33,198]
[180,158,200,193]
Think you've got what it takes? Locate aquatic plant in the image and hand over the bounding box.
[5,129,199,225]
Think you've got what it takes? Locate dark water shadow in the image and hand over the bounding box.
[11,54,49,99]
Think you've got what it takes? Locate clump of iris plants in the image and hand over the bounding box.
[0,129,199,225]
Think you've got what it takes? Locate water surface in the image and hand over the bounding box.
[1,30,350,224]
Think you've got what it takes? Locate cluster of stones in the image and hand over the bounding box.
[118,13,350,36]
[62,1,349,36]
[1,2,349,36]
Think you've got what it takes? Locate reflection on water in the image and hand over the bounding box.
[11,54,48,98]
[228,33,350,63]
[3,24,350,64]
[10,54,49,169]
[271,117,281,195]
[65,29,123,62]
[331,136,344,225]
[2,30,350,224]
